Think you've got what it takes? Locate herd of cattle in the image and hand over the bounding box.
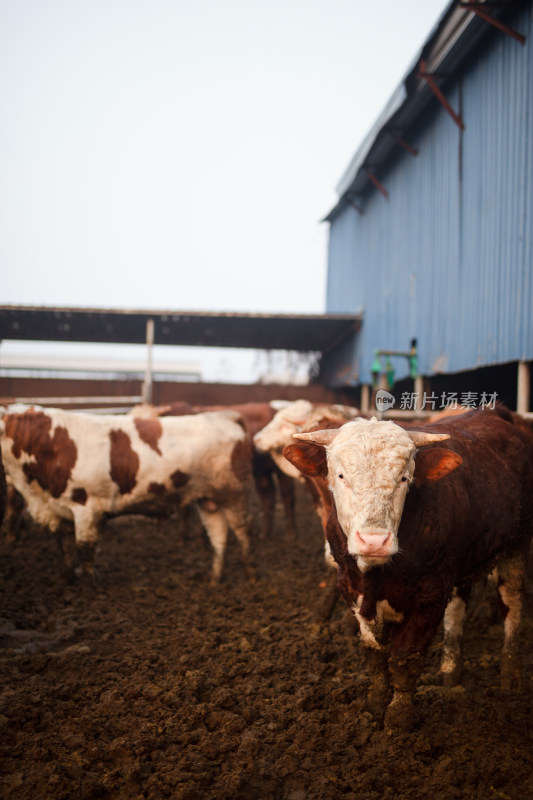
[1,398,532,731]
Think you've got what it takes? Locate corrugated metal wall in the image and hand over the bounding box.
[326,4,533,384]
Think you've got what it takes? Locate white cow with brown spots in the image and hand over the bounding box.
[0,404,254,584]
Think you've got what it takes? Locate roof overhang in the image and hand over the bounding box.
[0,305,362,355]
[325,0,529,221]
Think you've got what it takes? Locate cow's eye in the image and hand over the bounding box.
[401,476,408,483]
[338,474,344,480]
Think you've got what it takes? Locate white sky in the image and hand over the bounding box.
[0,0,448,382]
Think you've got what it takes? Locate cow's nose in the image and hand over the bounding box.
[355,530,391,553]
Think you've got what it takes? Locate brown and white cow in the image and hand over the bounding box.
[0,404,255,583]
[253,399,360,483]
[133,400,298,539]
[284,406,533,730]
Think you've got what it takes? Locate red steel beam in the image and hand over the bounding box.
[365,170,389,199]
[459,2,526,44]
[388,132,418,156]
[417,60,465,130]
[347,198,365,215]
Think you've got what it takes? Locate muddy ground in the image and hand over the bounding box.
[0,483,532,800]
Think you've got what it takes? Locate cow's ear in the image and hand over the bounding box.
[414,447,463,486]
[283,441,328,478]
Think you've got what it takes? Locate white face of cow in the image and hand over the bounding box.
[253,400,313,480]
[294,418,451,572]
[326,420,416,570]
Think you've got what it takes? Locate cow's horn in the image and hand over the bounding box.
[292,429,340,446]
[407,431,450,447]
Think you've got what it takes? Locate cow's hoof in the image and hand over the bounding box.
[61,565,78,585]
[76,568,98,592]
[367,680,392,718]
[384,692,417,732]
[440,663,462,688]
[500,653,523,692]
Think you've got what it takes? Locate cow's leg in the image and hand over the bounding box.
[496,550,527,691]
[253,469,276,538]
[72,508,101,582]
[364,646,391,716]
[385,602,444,731]
[440,586,469,687]
[2,486,26,544]
[385,652,425,731]
[317,565,340,624]
[275,468,297,537]
[353,599,392,715]
[221,503,256,582]
[195,505,229,584]
[316,541,342,624]
[469,569,499,623]
[52,519,78,582]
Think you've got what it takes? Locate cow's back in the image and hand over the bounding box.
[398,407,533,579]
[1,406,251,520]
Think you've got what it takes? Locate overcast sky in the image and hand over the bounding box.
[0,0,448,382]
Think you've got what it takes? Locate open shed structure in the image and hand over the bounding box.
[321,0,532,414]
[0,305,361,408]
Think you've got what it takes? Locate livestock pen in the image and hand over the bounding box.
[0,472,532,799]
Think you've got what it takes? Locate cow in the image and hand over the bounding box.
[0,404,255,584]
[133,400,298,539]
[254,399,361,541]
[283,406,533,730]
[253,399,360,482]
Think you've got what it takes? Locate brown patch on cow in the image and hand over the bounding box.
[170,470,190,490]
[148,481,167,496]
[71,487,88,505]
[109,429,139,495]
[134,417,163,455]
[5,411,77,499]
[231,439,253,483]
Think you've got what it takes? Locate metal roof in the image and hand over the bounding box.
[326,0,529,219]
[0,305,362,355]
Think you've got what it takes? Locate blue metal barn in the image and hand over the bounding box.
[322,0,532,411]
